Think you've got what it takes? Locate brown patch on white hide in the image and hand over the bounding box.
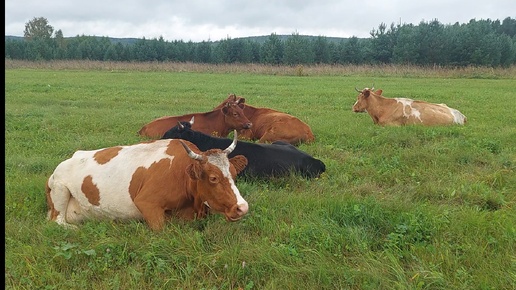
[94,146,122,164]
[81,175,100,205]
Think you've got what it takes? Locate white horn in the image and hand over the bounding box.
[189,116,195,125]
[180,140,203,161]
[223,130,238,155]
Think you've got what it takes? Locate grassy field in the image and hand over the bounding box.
[5,60,516,289]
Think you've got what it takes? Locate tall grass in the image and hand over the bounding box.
[5,61,516,289]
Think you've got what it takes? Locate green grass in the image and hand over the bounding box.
[5,63,516,289]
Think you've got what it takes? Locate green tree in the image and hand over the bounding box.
[214,38,253,63]
[5,40,26,59]
[499,17,516,37]
[498,34,516,67]
[194,41,213,63]
[24,17,54,40]
[261,33,284,65]
[392,24,419,64]
[283,32,312,65]
[340,37,364,64]
[248,41,261,63]
[312,36,330,64]
[104,44,119,61]
[370,22,397,63]
[53,29,67,59]
[415,19,446,65]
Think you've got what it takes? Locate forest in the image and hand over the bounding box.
[5,16,516,67]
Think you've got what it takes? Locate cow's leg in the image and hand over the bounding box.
[175,207,196,220]
[193,197,208,219]
[133,199,166,231]
[47,180,78,229]
[259,131,293,144]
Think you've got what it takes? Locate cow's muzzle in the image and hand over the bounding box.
[226,202,248,222]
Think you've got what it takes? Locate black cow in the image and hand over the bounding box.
[162,117,326,179]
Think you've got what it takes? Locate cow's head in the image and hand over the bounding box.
[162,117,196,140]
[221,97,252,130]
[180,131,249,222]
[215,93,246,107]
[352,87,383,113]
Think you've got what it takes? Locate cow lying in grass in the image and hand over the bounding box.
[215,94,315,145]
[46,132,248,231]
[353,87,467,126]
[138,100,252,138]
[162,117,326,179]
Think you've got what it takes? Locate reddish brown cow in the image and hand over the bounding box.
[46,132,249,231]
[138,101,252,138]
[352,88,467,126]
[215,94,315,145]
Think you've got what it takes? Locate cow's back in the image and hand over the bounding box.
[265,142,325,178]
[138,115,195,138]
[401,100,467,125]
[242,107,315,145]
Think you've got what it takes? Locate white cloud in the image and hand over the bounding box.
[5,0,515,42]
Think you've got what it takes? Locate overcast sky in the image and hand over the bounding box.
[5,0,515,42]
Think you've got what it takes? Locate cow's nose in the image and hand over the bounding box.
[237,202,249,216]
[244,122,252,129]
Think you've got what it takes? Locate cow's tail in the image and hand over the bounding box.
[45,178,53,220]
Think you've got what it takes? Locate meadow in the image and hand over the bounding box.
[5,60,516,289]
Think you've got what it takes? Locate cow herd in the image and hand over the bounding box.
[45,88,467,230]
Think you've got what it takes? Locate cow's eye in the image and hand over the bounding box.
[233,113,238,117]
[209,176,218,183]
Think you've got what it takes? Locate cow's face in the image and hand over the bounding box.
[187,153,248,221]
[221,101,252,130]
[180,134,249,222]
[353,88,373,113]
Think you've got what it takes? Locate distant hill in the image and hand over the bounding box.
[5,34,353,45]
[5,35,141,45]
[220,35,353,44]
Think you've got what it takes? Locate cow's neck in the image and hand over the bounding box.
[203,110,231,136]
[367,94,394,120]
[184,178,207,218]
[243,106,259,119]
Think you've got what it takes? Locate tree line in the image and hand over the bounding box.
[5,16,516,67]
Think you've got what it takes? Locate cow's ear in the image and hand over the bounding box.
[229,155,248,174]
[237,97,246,108]
[185,163,203,180]
[375,89,383,95]
[221,103,230,115]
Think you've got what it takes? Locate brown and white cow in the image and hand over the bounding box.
[45,132,249,231]
[352,88,467,126]
[215,94,315,145]
[138,101,252,138]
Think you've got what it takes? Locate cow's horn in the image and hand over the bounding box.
[178,121,184,129]
[355,87,362,92]
[223,130,238,155]
[180,140,203,161]
[189,116,195,125]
